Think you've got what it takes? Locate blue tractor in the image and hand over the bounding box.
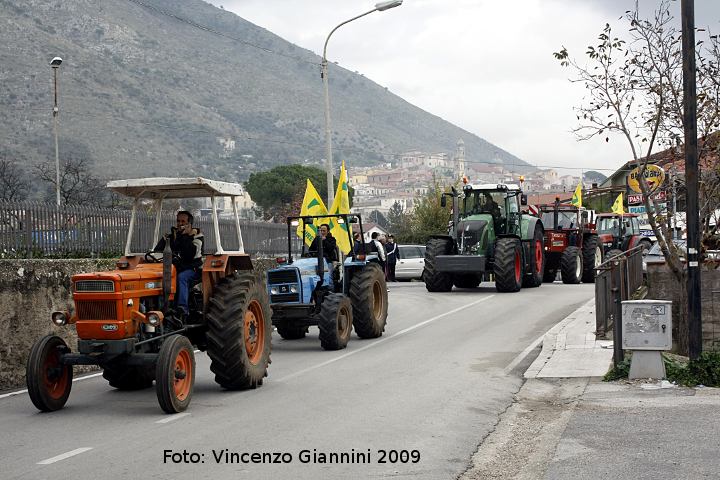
[266,214,388,350]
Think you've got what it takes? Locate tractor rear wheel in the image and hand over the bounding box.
[103,363,154,390]
[581,234,602,283]
[522,225,544,288]
[561,246,582,284]
[423,238,454,292]
[349,263,388,338]
[318,293,353,350]
[155,335,195,414]
[276,324,307,340]
[27,335,73,412]
[453,274,481,289]
[206,271,272,389]
[494,238,523,292]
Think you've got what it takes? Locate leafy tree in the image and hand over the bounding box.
[367,209,389,229]
[408,177,452,244]
[387,201,412,241]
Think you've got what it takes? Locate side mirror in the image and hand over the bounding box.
[520,194,528,206]
[440,196,447,208]
[348,217,358,224]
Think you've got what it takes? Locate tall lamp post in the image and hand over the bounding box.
[50,56,63,207]
[321,0,403,206]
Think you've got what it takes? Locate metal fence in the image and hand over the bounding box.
[0,201,300,258]
[595,246,645,367]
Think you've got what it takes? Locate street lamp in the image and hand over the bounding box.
[321,0,403,206]
[50,56,63,207]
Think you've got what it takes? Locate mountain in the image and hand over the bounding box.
[0,0,530,185]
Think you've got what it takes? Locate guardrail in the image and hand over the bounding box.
[595,245,645,367]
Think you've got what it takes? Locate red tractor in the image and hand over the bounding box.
[537,200,603,283]
[595,212,653,258]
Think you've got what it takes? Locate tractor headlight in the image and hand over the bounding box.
[51,311,68,326]
[270,287,279,295]
[146,311,163,326]
[289,285,298,294]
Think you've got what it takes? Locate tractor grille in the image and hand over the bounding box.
[75,280,115,292]
[271,293,300,304]
[75,300,117,320]
[268,269,299,285]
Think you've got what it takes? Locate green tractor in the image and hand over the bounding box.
[423,182,545,293]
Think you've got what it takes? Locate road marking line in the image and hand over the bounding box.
[503,333,545,375]
[276,295,496,382]
[37,447,93,465]
[155,412,190,424]
[0,372,105,400]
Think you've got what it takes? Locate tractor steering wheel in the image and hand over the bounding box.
[144,251,162,263]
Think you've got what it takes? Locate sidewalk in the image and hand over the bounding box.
[461,297,720,480]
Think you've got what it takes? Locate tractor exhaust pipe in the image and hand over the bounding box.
[162,238,173,310]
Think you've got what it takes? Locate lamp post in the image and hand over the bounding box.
[50,56,63,207]
[321,0,403,207]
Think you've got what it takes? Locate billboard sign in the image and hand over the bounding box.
[627,165,666,194]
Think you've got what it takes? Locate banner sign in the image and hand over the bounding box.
[628,203,667,215]
[627,190,667,205]
[627,164,666,194]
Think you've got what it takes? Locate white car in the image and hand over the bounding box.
[395,244,426,280]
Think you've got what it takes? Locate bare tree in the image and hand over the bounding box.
[34,155,111,207]
[0,158,29,201]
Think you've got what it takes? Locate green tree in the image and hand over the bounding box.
[408,178,451,244]
[387,201,412,241]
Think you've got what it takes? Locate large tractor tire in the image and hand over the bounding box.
[522,225,545,288]
[349,263,388,339]
[561,246,582,284]
[453,274,481,289]
[543,268,557,283]
[494,238,523,293]
[103,363,154,390]
[276,324,307,340]
[581,234,602,283]
[155,335,195,414]
[318,293,353,351]
[423,238,454,292]
[206,271,272,390]
[26,335,73,412]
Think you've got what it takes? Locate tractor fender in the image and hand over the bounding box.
[521,215,543,240]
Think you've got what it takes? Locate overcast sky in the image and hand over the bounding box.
[207,0,720,177]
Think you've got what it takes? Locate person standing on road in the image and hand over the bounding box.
[370,231,386,272]
[154,210,204,316]
[385,234,397,282]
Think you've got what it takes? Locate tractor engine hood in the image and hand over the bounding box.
[457,218,490,255]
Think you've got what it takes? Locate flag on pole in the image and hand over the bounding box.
[571,182,582,208]
[296,179,328,246]
[611,193,625,215]
[327,161,352,254]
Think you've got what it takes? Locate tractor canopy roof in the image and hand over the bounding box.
[596,212,639,219]
[463,183,522,192]
[106,177,244,199]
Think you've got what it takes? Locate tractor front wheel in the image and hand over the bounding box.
[206,271,272,389]
[581,234,602,283]
[27,335,73,412]
[318,293,353,350]
[156,335,195,414]
[494,238,523,293]
[423,238,454,292]
[522,225,545,288]
[349,263,388,338]
[561,246,583,284]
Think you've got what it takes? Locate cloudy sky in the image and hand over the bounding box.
[208,0,720,176]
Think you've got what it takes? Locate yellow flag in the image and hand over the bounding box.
[326,162,352,254]
[571,182,582,208]
[611,193,625,215]
[296,179,328,246]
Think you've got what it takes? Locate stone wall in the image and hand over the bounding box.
[0,258,277,392]
[646,262,720,355]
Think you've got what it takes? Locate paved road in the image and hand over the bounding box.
[1,281,594,480]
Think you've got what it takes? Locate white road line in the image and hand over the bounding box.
[0,372,104,400]
[37,447,93,465]
[503,332,545,375]
[276,295,496,382]
[155,412,190,424]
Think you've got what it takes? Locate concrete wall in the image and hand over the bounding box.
[0,258,277,392]
[646,262,720,355]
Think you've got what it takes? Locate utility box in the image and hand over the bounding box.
[621,300,672,380]
[621,300,672,350]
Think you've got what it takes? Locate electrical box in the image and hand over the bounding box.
[621,300,672,350]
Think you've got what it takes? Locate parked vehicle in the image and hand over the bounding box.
[266,214,388,350]
[537,200,602,284]
[424,182,544,293]
[396,244,426,280]
[26,178,272,414]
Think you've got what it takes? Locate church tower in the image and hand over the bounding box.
[455,138,466,180]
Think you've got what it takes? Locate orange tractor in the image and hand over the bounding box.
[26,178,272,414]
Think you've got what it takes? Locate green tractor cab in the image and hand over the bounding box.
[424,183,545,293]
